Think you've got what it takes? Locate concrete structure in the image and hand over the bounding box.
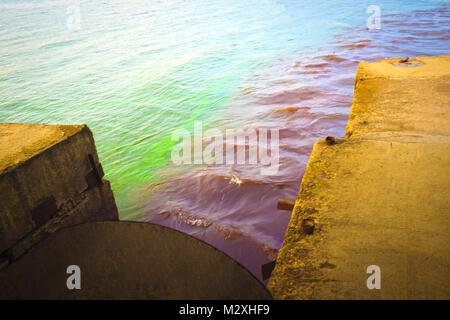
[268,56,450,299]
[0,124,119,264]
[0,221,271,299]
[0,123,270,299]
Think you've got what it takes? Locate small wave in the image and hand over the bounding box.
[160,207,213,228]
[40,39,82,50]
[198,170,271,186]
[214,224,244,240]
[157,205,279,260]
[270,106,302,113]
[338,41,372,50]
[0,0,71,10]
[303,62,330,68]
[316,54,348,63]
[255,86,324,105]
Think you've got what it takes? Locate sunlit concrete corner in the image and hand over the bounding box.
[268,56,450,299]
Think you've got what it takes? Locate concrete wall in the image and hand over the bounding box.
[0,123,118,263]
[268,56,450,299]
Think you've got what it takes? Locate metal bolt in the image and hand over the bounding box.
[301,218,315,234]
[325,136,336,145]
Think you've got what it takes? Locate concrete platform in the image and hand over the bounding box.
[0,123,83,174]
[268,56,450,299]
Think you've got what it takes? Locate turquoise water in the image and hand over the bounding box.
[1,0,448,279]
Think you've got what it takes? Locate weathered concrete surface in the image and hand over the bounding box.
[268,56,450,299]
[0,221,272,299]
[346,56,450,139]
[0,123,118,259]
[0,123,82,173]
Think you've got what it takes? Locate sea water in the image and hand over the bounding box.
[1,0,448,280]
